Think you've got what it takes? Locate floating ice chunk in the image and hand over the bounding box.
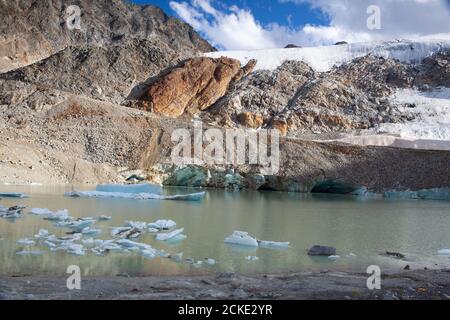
[328,255,341,261]
[245,256,259,261]
[204,258,216,265]
[0,192,27,198]
[148,227,159,233]
[438,249,450,255]
[141,249,156,259]
[55,218,95,230]
[98,215,112,221]
[16,250,44,255]
[148,220,176,230]
[346,253,357,258]
[258,240,290,249]
[111,226,141,239]
[17,238,36,246]
[66,244,85,256]
[80,227,101,236]
[41,209,70,221]
[126,221,147,230]
[169,253,184,262]
[65,191,206,202]
[82,238,95,247]
[96,183,162,195]
[155,228,185,241]
[116,239,153,252]
[30,208,53,215]
[224,231,259,247]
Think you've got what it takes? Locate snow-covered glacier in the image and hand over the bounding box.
[205,39,450,72]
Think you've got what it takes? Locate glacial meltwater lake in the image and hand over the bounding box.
[0,185,449,277]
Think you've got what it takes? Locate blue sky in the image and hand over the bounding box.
[132,0,329,27]
[131,0,450,50]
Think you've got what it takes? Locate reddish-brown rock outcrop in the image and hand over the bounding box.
[138,57,256,118]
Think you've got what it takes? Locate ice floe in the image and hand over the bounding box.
[224,231,259,247]
[148,219,177,231]
[258,240,290,249]
[17,238,36,246]
[55,218,96,230]
[16,250,44,255]
[224,231,290,249]
[0,192,28,198]
[155,228,186,242]
[438,249,450,255]
[111,226,142,239]
[0,205,26,219]
[65,190,206,202]
[98,215,112,221]
[30,208,70,221]
[245,256,259,261]
[96,183,162,194]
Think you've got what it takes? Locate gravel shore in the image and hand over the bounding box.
[1,270,449,300]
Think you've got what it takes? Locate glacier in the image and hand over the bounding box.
[205,39,450,72]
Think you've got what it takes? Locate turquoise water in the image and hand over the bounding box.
[0,185,449,276]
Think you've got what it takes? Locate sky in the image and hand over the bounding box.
[132,0,450,50]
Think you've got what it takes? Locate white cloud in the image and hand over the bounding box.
[170,0,450,50]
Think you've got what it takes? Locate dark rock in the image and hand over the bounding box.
[335,41,348,45]
[126,174,145,182]
[308,245,337,256]
[404,265,411,270]
[385,251,406,259]
[284,44,302,49]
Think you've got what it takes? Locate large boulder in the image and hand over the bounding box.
[138,57,256,118]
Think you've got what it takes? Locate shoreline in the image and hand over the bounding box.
[1,269,449,300]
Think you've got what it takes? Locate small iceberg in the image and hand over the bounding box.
[245,256,259,261]
[224,231,259,247]
[65,190,206,202]
[155,228,185,242]
[328,255,341,261]
[225,231,290,249]
[31,208,70,221]
[148,220,177,231]
[96,183,162,194]
[438,249,450,255]
[98,215,112,221]
[55,218,96,230]
[16,250,44,255]
[0,206,26,219]
[17,238,36,246]
[204,258,216,265]
[125,221,147,230]
[111,226,142,239]
[258,240,290,249]
[0,192,27,198]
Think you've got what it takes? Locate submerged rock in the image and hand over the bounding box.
[308,245,337,256]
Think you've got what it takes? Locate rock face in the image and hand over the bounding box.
[136,57,256,118]
[0,0,216,104]
[0,0,214,73]
[201,52,449,136]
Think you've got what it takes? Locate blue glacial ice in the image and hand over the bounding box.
[0,192,28,198]
[65,190,206,202]
[96,183,162,194]
[384,188,450,201]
